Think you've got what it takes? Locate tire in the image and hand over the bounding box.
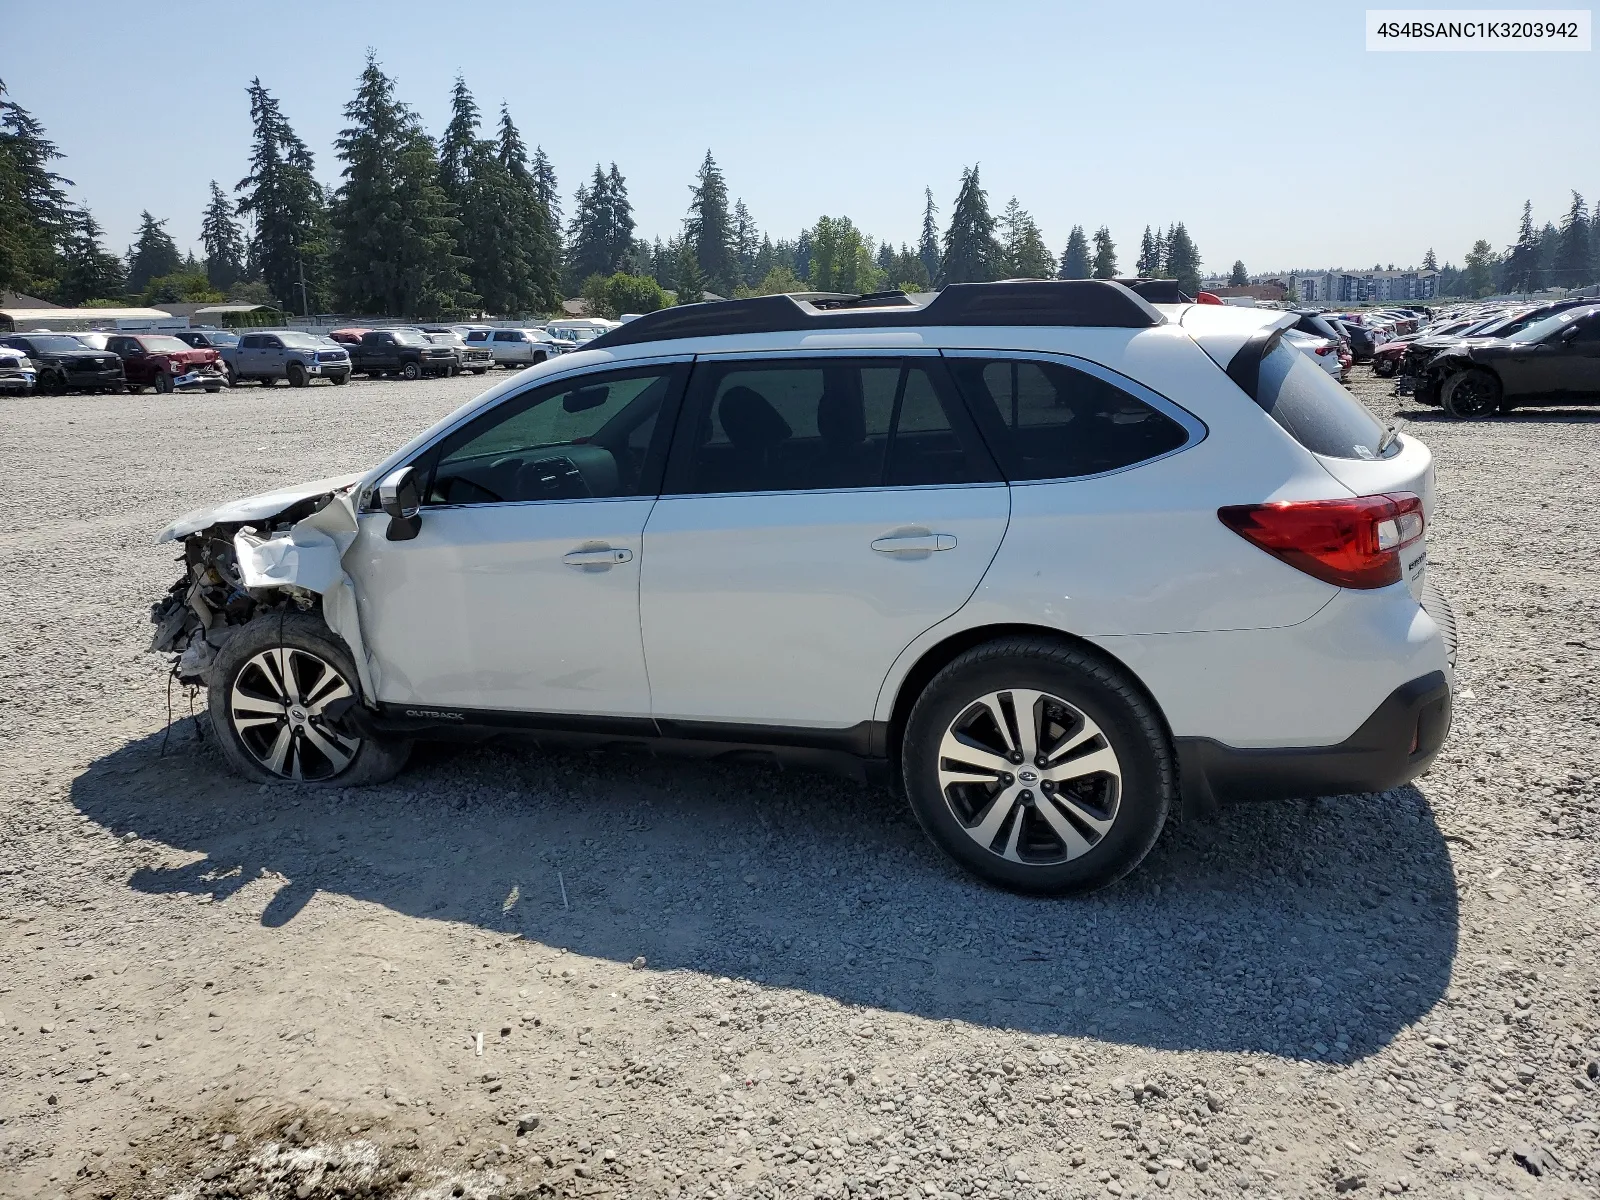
[472,368,488,376]
[1421,579,1458,669]
[1372,356,1398,378]
[208,612,411,787]
[224,362,237,387]
[330,372,349,386]
[400,361,422,381]
[154,370,173,395]
[448,362,460,377]
[531,352,547,365]
[1441,368,1502,419]
[287,362,308,388]
[901,637,1173,895]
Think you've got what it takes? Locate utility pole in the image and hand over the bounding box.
[297,254,309,318]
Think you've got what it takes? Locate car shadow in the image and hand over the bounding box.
[71,723,1459,1061]
[1394,404,1600,423]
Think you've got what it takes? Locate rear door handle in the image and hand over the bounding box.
[871,533,957,554]
[563,547,633,567]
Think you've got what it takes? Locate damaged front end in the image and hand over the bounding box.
[149,474,376,698]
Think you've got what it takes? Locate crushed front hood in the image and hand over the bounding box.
[156,473,365,543]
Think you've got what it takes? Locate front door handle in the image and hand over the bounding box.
[871,533,957,554]
[563,546,633,568]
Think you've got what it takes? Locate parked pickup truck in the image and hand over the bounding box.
[467,327,563,368]
[348,329,456,380]
[105,333,226,394]
[223,331,352,387]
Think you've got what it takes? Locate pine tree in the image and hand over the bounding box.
[1555,192,1590,288]
[330,53,472,318]
[995,197,1053,279]
[1058,226,1090,279]
[1463,239,1496,298]
[674,239,704,304]
[939,165,998,285]
[1422,247,1438,271]
[917,186,941,286]
[1090,226,1117,279]
[790,231,812,282]
[1159,224,1175,274]
[1166,223,1202,296]
[236,78,330,312]
[1228,260,1248,287]
[566,164,614,289]
[1504,200,1539,293]
[605,164,635,278]
[685,151,734,296]
[199,181,245,293]
[0,80,75,298]
[1135,226,1158,277]
[731,198,759,289]
[57,210,124,303]
[499,110,559,311]
[126,211,181,294]
[751,234,776,286]
[437,82,533,315]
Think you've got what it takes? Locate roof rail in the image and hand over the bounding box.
[584,279,1166,351]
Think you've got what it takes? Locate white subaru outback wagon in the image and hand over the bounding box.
[150,280,1453,894]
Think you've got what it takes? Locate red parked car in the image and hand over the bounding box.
[105,333,226,394]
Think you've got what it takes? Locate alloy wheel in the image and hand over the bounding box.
[936,689,1121,865]
[1450,376,1498,416]
[228,646,361,781]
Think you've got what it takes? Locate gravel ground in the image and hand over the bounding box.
[0,368,1596,1200]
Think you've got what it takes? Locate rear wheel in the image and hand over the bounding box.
[287,362,308,388]
[1441,368,1502,419]
[208,613,410,787]
[901,638,1173,894]
[400,361,422,381]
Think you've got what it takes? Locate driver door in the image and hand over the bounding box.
[346,360,689,720]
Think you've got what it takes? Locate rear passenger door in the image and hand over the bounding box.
[639,352,1009,738]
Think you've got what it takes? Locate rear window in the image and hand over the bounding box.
[1254,339,1394,460]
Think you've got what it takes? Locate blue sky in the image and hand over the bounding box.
[6,0,1594,276]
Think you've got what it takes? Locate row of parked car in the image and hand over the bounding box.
[0,319,620,396]
[1363,296,1600,417]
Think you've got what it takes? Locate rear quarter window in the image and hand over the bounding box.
[946,356,1193,481]
[1254,339,1393,460]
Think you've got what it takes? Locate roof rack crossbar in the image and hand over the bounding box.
[585,279,1168,351]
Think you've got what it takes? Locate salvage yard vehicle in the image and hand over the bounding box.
[0,333,124,393]
[1412,303,1600,418]
[422,329,492,375]
[222,331,352,387]
[175,328,241,354]
[474,327,562,368]
[0,344,36,394]
[347,328,455,380]
[106,333,227,394]
[148,279,1453,895]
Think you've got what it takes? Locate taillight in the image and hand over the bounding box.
[1314,345,1333,356]
[1218,493,1424,589]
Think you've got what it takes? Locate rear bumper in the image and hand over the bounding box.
[1176,670,1451,810]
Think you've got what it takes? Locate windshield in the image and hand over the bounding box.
[393,330,428,346]
[24,335,93,353]
[274,332,323,349]
[203,331,240,347]
[427,332,466,347]
[1509,308,1590,344]
[140,336,192,353]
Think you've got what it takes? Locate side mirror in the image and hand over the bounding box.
[378,466,422,542]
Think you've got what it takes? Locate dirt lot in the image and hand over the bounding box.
[0,367,1596,1200]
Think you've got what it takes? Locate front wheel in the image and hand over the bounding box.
[287,362,308,388]
[1372,356,1398,378]
[224,363,237,387]
[1441,368,1503,419]
[901,638,1173,894]
[400,361,422,381]
[208,613,411,787]
[330,372,349,386]
[154,371,173,395]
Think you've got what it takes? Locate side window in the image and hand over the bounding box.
[262,336,283,349]
[946,356,1191,481]
[1571,316,1600,343]
[667,357,996,496]
[422,365,685,506]
[492,331,513,342]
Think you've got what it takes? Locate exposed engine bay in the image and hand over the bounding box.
[148,474,376,696]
